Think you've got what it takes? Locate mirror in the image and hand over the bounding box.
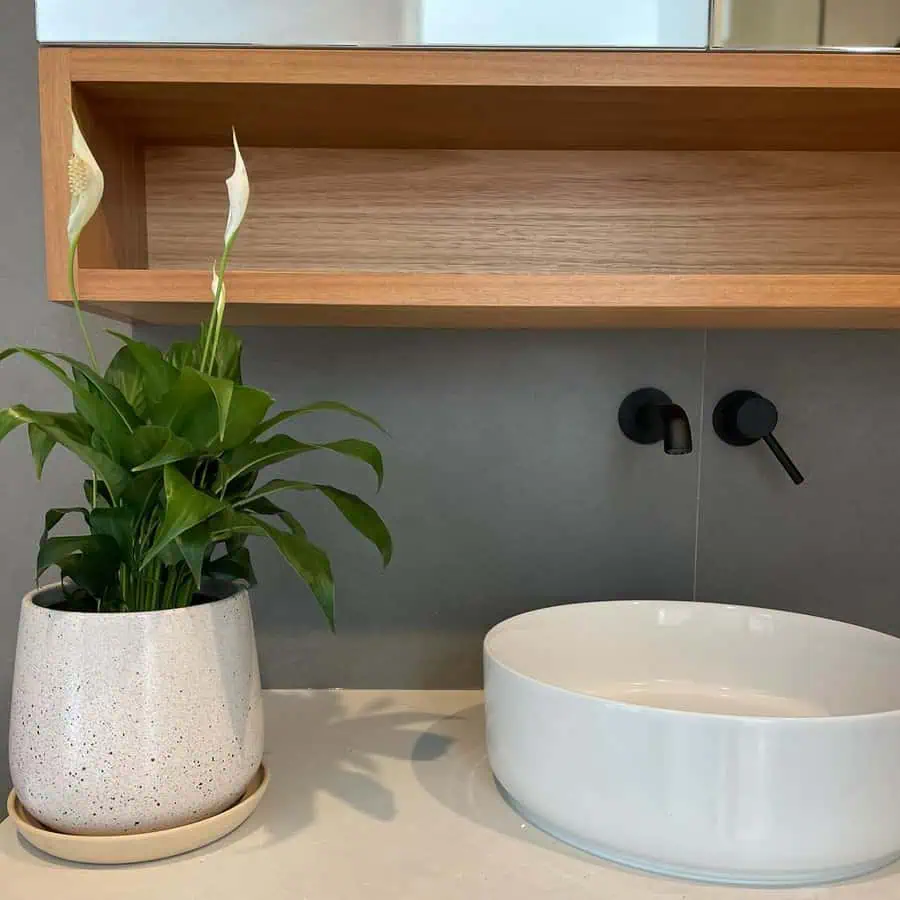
[35,0,710,48]
[712,0,900,50]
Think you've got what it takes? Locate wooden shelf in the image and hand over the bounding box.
[71,271,900,328]
[38,47,900,329]
[66,48,900,150]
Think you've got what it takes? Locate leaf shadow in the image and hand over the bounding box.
[229,690,455,851]
[409,702,607,865]
[4,691,455,870]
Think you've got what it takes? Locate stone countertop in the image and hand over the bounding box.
[2,690,900,899]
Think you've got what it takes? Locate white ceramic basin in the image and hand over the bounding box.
[484,601,900,887]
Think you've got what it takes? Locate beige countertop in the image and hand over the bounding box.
[3,689,900,899]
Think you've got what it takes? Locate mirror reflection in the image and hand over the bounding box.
[712,0,900,49]
[35,0,710,48]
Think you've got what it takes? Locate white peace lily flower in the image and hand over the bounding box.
[67,112,104,247]
[201,128,248,375]
[223,128,249,247]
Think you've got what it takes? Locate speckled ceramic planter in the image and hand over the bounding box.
[9,582,263,836]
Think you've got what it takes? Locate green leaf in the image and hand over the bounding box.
[3,410,95,479]
[252,401,386,439]
[238,479,392,566]
[220,385,273,449]
[320,439,385,490]
[89,506,135,559]
[5,405,130,498]
[166,340,203,372]
[0,346,77,391]
[219,434,319,487]
[57,353,140,430]
[37,534,120,580]
[240,495,286,515]
[40,507,89,545]
[1,348,136,447]
[141,465,227,568]
[226,533,248,554]
[310,485,392,566]
[73,370,133,462]
[254,515,336,630]
[28,424,56,478]
[104,346,148,418]
[219,434,385,491]
[126,426,195,472]
[220,469,258,503]
[209,327,243,383]
[0,407,22,441]
[236,495,304,534]
[149,367,220,450]
[207,507,267,541]
[176,519,213,587]
[204,545,256,587]
[107,332,178,402]
[195,370,234,442]
[58,550,119,603]
[83,478,113,507]
[25,411,92,477]
[120,470,160,509]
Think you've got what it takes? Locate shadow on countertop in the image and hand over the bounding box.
[252,690,454,849]
[7,690,454,869]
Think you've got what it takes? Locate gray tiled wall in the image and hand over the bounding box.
[696,331,900,634]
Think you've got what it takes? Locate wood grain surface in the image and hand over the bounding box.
[145,147,900,275]
[73,271,900,328]
[67,48,900,151]
[72,93,148,272]
[38,49,71,300]
[66,48,900,89]
[74,82,900,151]
[39,46,900,326]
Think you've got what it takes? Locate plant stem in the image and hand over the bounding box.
[68,243,102,508]
[66,242,99,372]
[200,243,232,375]
[208,252,229,371]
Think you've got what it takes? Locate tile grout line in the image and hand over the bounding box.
[691,329,709,603]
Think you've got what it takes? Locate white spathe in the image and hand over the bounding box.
[223,128,249,248]
[484,600,900,887]
[67,112,104,247]
[210,263,226,339]
[9,584,263,836]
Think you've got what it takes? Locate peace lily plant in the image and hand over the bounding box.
[1,116,391,626]
[5,115,394,843]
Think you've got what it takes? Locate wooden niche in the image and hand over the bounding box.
[40,46,900,327]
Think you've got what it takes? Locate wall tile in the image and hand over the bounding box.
[696,331,900,634]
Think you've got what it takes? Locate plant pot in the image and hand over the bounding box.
[8,582,263,836]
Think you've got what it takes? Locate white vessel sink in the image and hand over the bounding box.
[484,601,900,887]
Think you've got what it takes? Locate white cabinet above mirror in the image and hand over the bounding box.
[35,0,711,47]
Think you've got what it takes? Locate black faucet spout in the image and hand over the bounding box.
[659,403,693,455]
[618,388,693,456]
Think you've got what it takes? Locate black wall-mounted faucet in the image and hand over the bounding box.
[713,390,804,485]
[618,388,693,455]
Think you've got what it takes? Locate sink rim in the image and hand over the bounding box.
[484,599,900,724]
